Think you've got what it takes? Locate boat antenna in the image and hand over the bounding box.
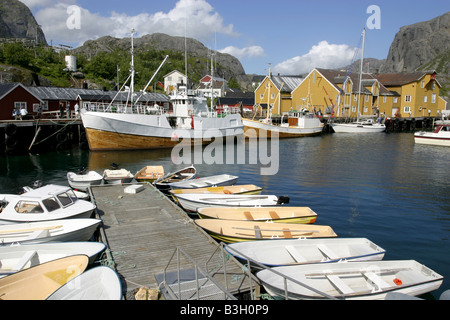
[130,29,136,107]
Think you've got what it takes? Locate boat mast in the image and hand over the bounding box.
[130,29,136,108]
[267,63,271,121]
[210,52,215,111]
[357,28,366,122]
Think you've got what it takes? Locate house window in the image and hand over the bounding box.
[352,106,357,113]
[14,102,27,111]
[405,95,411,102]
[271,93,275,99]
[432,93,436,103]
[260,94,264,99]
[404,106,411,113]
[365,95,369,102]
[424,96,427,103]
[364,106,368,113]
[393,97,398,103]
[421,80,425,88]
[383,96,387,103]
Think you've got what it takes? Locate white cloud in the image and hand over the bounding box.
[218,46,265,60]
[273,41,357,75]
[21,0,237,48]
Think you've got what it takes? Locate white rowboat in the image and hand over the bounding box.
[225,238,386,268]
[47,266,122,300]
[0,219,101,245]
[67,171,103,191]
[0,242,106,276]
[168,174,238,190]
[257,260,444,300]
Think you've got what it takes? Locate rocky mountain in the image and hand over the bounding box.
[73,33,246,82]
[381,12,450,73]
[0,0,46,45]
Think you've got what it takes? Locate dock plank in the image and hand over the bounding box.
[91,183,255,300]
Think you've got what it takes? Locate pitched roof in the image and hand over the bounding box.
[270,75,303,93]
[374,71,438,87]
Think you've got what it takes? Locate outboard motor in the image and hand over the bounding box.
[276,196,290,205]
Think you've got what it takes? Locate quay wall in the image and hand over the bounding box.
[0,117,438,155]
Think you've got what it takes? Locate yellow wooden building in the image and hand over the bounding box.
[291,68,446,119]
[253,72,303,116]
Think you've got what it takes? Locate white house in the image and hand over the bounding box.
[197,75,228,99]
[163,70,188,95]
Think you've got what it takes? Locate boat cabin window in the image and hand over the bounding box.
[14,201,44,214]
[56,192,75,207]
[42,197,61,212]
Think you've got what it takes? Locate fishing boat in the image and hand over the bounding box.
[154,165,196,192]
[168,174,238,190]
[0,185,96,224]
[47,266,123,300]
[102,169,134,185]
[0,255,89,300]
[175,194,289,213]
[135,166,165,183]
[224,238,386,268]
[0,242,106,277]
[197,207,318,224]
[0,219,101,245]
[80,31,244,151]
[67,170,103,191]
[256,260,444,300]
[414,123,450,146]
[330,29,386,134]
[194,219,337,243]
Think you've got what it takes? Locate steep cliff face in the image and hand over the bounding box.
[381,12,450,73]
[0,0,47,45]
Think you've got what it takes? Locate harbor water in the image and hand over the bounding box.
[1,132,449,299]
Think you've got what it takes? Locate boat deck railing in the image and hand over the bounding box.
[160,245,260,300]
[224,244,341,300]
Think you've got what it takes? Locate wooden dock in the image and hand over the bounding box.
[90,183,258,300]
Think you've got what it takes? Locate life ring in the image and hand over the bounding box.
[5,124,17,136]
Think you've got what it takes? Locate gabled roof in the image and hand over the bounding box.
[0,83,43,102]
[163,70,186,78]
[257,75,304,94]
[375,71,439,87]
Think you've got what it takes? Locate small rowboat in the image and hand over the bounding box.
[197,207,318,224]
[67,170,103,191]
[0,255,89,300]
[135,166,165,183]
[0,242,106,277]
[102,169,134,185]
[175,193,289,213]
[194,219,337,243]
[168,174,238,190]
[47,266,123,300]
[0,219,101,245]
[256,260,444,300]
[154,165,196,192]
[224,238,386,268]
[169,185,262,203]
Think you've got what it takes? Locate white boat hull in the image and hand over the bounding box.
[414,130,450,146]
[331,122,386,133]
[168,174,238,189]
[67,171,103,191]
[81,111,244,151]
[0,219,101,245]
[47,266,122,300]
[175,194,287,213]
[243,118,323,138]
[0,242,106,276]
[257,260,443,300]
[225,238,386,268]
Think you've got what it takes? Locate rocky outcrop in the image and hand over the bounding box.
[0,0,47,45]
[381,12,450,73]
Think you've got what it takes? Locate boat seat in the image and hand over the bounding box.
[243,211,254,220]
[26,229,50,240]
[269,211,280,220]
[364,272,390,290]
[189,183,205,188]
[317,244,340,260]
[326,275,354,295]
[285,245,307,263]
[13,250,37,271]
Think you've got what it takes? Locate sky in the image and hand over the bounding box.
[20,0,450,76]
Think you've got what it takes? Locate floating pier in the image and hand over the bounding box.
[90,183,258,300]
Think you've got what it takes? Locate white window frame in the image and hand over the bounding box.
[424,96,428,103]
[14,102,27,110]
[405,95,411,102]
[432,93,436,103]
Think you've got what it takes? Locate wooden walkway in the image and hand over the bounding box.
[90,183,257,300]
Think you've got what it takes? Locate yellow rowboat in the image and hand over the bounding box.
[135,166,165,183]
[194,219,337,243]
[0,255,89,300]
[169,184,263,203]
[197,207,317,224]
